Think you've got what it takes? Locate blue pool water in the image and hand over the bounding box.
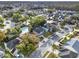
[21,27,29,34]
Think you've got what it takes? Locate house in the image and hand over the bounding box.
[33,26,45,36]
[30,49,42,58]
[64,37,79,54]
[13,48,24,58]
[11,22,15,27]
[55,30,67,39]
[64,24,73,32]
[0,20,11,31]
[5,37,21,57]
[44,23,58,32]
[49,33,60,42]
[6,38,21,50]
[58,15,64,22]
[59,37,79,58]
[0,48,5,58]
[59,46,78,58]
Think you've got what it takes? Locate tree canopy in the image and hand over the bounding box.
[0,16,4,23]
[20,33,40,45]
[16,33,40,56]
[30,16,46,27]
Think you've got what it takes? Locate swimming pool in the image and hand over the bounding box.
[21,27,29,34]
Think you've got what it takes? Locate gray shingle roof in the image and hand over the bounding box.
[7,38,20,49]
[60,51,78,58]
[72,40,79,54]
[33,27,44,34]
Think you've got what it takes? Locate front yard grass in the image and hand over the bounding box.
[43,32,52,38]
[43,51,49,57]
[4,49,14,58]
[47,53,58,58]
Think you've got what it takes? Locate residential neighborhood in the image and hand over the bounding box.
[0,1,79,58]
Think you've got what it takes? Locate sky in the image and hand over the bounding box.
[0,0,79,1]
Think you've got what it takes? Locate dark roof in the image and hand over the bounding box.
[59,47,78,58]
[48,13,53,17]
[49,33,60,41]
[60,51,78,58]
[7,38,20,49]
[73,40,79,53]
[34,27,44,34]
[30,50,42,58]
[0,48,4,51]
[40,39,52,47]
[60,49,69,52]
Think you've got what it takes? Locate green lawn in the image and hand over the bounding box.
[4,49,14,58]
[43,51,49,57]
[16,43,37,57]
[47,53,58,58]
[43,32,52,38]
[52,44,59,50]
[61,38,68,44]
[4,53,12,58]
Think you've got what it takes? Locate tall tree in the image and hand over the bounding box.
[30,16,46,27]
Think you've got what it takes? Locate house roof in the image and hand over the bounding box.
[30,50,42,58]
[65,37,79,54]
[66,37,79,46]
[0,51,4,58]
[59,46,78,58]
[49,33,60,41]
[0,48,4,58]
[55,30,67,38]
[72,40,79,54]
[60,51,78,58]
[33,27,44,34]
[7,38,20,49]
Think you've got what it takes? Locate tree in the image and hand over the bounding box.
[12,13,22,22]
[4,27,21,42]
[47,8,56,13]
[19,8,25,12]
[16,43,36,56]
[7,12,14,17]
[21,33,40,45]
[28,34,40,44]
[28,24,33,32]
[74,5,79,11]
[10,27,21,35]
[0,30,6,42]
[0,16,4,23]
[20,33,29,44]
[16,33,39,56]
[60,21,66,28]
[0,23,5,28]
[27,12,36,17]
[19,16,27,22]
[30,16,46,27]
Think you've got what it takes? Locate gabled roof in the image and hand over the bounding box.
[65,37,79,54]
[59,46,78,58]
[73,40,79,54]
[7,38,20,49]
